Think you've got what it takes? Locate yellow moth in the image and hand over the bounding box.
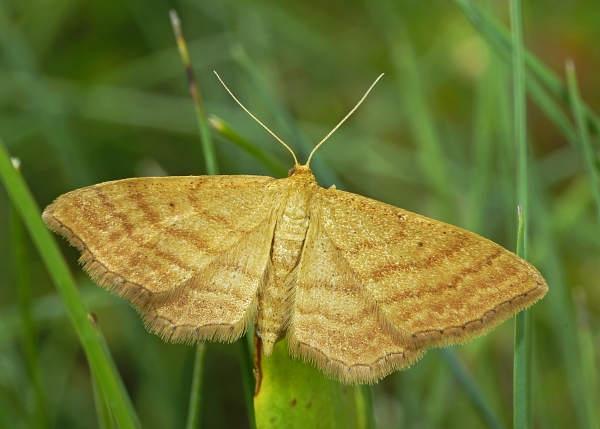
[43,73,547,384]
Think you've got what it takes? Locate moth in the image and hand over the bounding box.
[43,74,547,384]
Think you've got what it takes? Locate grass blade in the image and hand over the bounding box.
[90,345,117,429]
[209,115,288,177]
[365,0,452,202]
[513,206,529,428]
[356,385,375,429]
[170,9,219,176]
[450,0,600,149]
[10,162,50,429]
[439,349,506,429]
[509,0,531,427]
[0,136,140,429]
[186,343,207,429]
[565,60,600,226]
[238,337,257,429]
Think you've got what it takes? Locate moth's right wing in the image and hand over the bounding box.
[43,175,284,343]
[288,202,421,384]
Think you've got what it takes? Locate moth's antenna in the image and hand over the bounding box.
[214,71,299,166]
[306,73,384,168]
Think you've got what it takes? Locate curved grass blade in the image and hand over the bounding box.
[10,186,50,429]
[185,343,207,429]
[170,9,219,176]
[364,0,452,202]
[209,115,288,177]
[439,349,506,429]
[0,136,141,429]
[566,61,600,226]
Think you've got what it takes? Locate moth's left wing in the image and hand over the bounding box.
[43,175,284,343]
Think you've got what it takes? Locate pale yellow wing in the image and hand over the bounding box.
[43,175,283,342]
[312,187,547,351]
[288,203,422,384]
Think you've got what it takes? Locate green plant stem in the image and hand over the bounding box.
[238,337,257,429]
[513,206,529,428]
[439,349,506,429]
[209,115,288,177]
[510,3,530,427]
[0,137,140,428]
[356,385,375,429]
[509,2,532,428]
[186,344,207,429]
[91,352,117,429]
[11,189,49,429]
[170,10,218,176]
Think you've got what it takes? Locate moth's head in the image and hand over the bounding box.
[288,164,313,177]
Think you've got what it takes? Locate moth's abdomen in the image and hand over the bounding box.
[257,184,312,354]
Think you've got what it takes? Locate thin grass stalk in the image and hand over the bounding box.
[0,137,141,429]
[186,344,207,429]
[209,116,288,177]
[513,206,529,428]
[455,1,593,424]
[439,349,506,429]
[356,385,375,429]
[170,10,219,176]
[239,335,257,429]
[565,61,600,226]
[91,362,116,429]
[10,174,50,429]
[509,0,531,427]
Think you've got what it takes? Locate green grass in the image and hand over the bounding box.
[1,0,599,428]
[509,1,531,428]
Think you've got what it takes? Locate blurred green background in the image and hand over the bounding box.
[1,0,599,428]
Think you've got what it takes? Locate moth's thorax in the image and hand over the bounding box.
[257,168,315,354]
